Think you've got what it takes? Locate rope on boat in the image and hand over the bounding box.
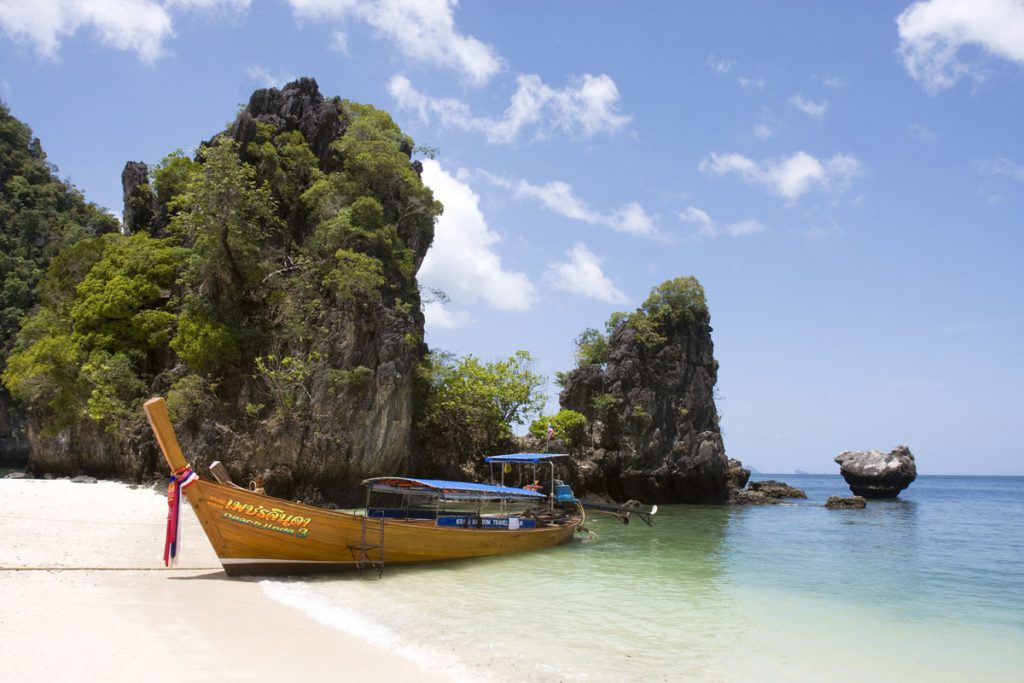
[573,499,597,541]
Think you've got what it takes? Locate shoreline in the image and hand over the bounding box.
[0,479,453,682]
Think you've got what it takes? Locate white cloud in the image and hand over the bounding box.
[907,122,939,140]
[753,122,774,139]
[706,54,734,74]
[288,0,501,85]
[700,151,863,201]
[676,206,766,239]
[483,172,656,238]
[245,66,295,88]
[790,92,827,119]
[804,218,844,240]
[418,160,535,313]
[738,77,766,89]
[676,206,716,237]
[977,157,1024,182]
[897,0,1024,93]
[0,0,249,61]
[165,0,250,8]
[422,300,471,329]
[389,73,630,144]
[329,30,348,53]
[823,76,848,88]
[725,219,767,237]
[546,243,627,304]
[0,0,172,61]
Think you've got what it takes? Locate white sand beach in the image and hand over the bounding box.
[0,478,452,682]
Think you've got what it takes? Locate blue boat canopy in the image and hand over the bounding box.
[362,477,545,500]
[484,453,569,464]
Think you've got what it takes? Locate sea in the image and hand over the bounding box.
[262,475,1023,683]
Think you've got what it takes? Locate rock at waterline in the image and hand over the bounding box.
[834,445,916,499]
[726,458,751,490]
[729,478,807,504]
[70,475,98,484]
[746,479,807,499]
[826,495,866,509]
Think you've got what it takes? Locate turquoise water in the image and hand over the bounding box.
[263,475,1024,682]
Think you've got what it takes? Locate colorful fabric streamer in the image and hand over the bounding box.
[164,466,199,567]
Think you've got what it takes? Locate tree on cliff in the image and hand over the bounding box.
[3,233,187,433]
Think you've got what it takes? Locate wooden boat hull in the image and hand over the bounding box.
[182,479,580,575]
[144,396,580,576]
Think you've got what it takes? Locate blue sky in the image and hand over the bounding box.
[1,1,1022,474]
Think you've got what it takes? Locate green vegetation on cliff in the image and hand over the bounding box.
[2,81,446,496]
[0,102,119,369]
[4,232,186,432]
[1,82,566,496]
[528,409,586,448]
[570,276,708,369]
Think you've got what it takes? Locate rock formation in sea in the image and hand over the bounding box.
[826,495,866,509]
[835,445,917,499]
[726,458,751,491]
[559,277,731,504]
[729,478,807,505]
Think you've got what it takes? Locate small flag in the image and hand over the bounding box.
[164,466,198,567]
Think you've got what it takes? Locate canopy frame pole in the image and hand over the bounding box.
[549,461,556,509]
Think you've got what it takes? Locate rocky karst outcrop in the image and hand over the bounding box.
[835,445,917,498]
[0,391,29,467]
[726,458,750,491]
[233,77,346,166]
[18,78,440,504]
[121,160,155,234]
[559,278,731,504]
[730,479,807,504]
[826,495,866,509]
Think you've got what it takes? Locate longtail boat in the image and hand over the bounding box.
[484,453,658,526]
[144,397,583,576]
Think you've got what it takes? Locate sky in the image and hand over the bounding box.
[1,0,1022,475]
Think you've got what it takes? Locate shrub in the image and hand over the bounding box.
[419,350,545,462]
[591,392,618,417]
[574,328,608,366]
[529,409,586,449]
[170,311,240,376]
[166,374,217,423]
[640,276,707,325]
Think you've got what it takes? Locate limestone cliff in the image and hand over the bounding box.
[17,79,440,504]
[559,277,730,504]
[0,391,29,467]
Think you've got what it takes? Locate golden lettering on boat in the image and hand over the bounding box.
[221,499,310,528]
